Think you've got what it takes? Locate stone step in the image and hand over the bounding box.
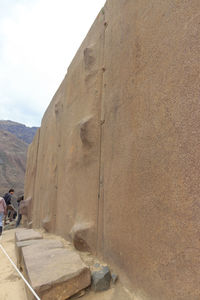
[16,238,64,269]
[15,229,44,269]
[15,228,43,242]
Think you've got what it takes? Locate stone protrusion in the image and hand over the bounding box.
[84,47,95,71]
[79,116,93,148]
[19,197,32,225]
[70,223,93,252]
[42,216,52,232]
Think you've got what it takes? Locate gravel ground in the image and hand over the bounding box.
[0,229,27,300]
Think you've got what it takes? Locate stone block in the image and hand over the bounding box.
[22,245,91,299]
[15,229,42,243]
[16,239,63,269]
[91,266,111,292]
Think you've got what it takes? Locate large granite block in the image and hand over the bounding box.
[24,0,200,298]
[22,245,91,300]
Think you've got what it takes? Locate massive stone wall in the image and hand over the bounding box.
[24,1,200,299]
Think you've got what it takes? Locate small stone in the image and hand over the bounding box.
[111,273,118,284]
[91,266,111,292]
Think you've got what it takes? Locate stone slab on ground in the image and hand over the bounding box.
[15,229,43,242]
[16,239,64,269]
[22,245,91,300]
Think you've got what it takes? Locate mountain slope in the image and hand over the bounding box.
[0,130,27,197]
[0,120,38,144]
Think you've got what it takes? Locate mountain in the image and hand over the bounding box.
[0,130,28,197]
[0,120,38,144]
[0,120,38,197]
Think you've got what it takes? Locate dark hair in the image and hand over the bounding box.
[9,189,14,193]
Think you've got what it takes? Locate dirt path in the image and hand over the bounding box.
[0,229,27,300]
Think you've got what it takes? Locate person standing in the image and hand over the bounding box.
[3,189,16,224]
[0,197,7,236]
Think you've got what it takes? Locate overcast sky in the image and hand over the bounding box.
[0,0,105,127]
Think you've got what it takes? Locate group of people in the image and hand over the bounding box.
[0,189,23,236]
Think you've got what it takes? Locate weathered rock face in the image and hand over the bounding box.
[24,1,200,299]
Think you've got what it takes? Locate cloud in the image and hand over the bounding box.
[0,0,105,126]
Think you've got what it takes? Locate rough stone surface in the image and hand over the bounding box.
[22,245,91,300]
[24,129,40,224]
[19,197,32,223]
[24,1,200,299]
[16,239,63,269]
[42,216,52,232]
[91,266,111,292]
[15,229,42,243]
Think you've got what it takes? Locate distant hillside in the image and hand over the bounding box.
[0,130,27,197]
[0,120,38,144]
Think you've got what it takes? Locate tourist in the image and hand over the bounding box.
[3,189,17,224]
[0,196,7,236]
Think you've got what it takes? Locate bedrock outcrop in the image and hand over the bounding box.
[24,1,200,299]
